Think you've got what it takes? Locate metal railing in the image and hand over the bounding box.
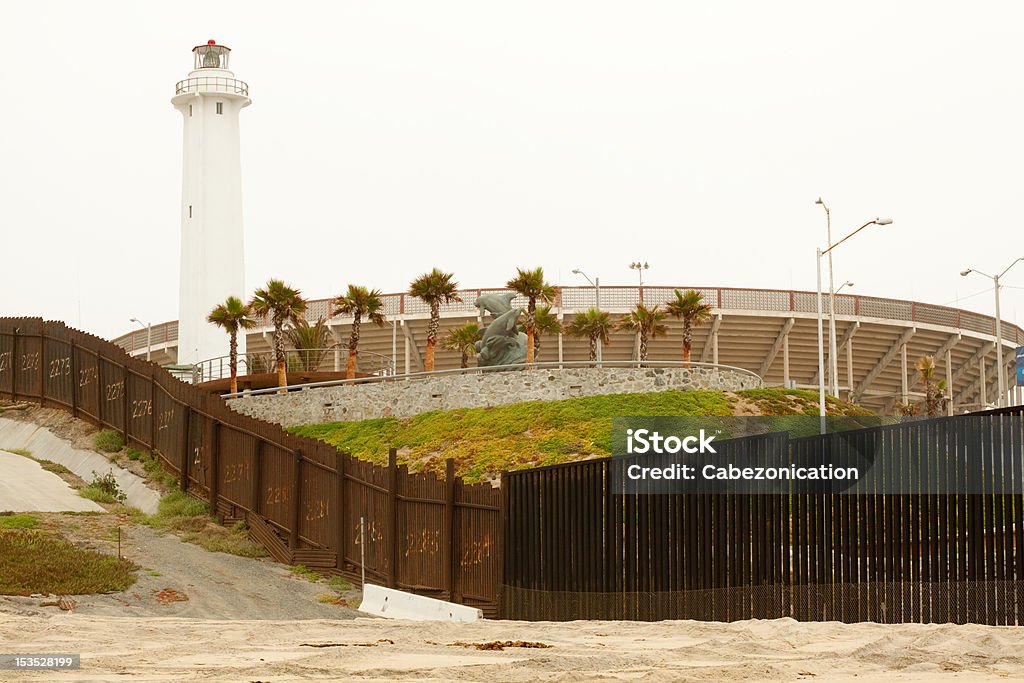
[222,359,761,399]
[111,286,1024,354]
[193,347,396,383]
[175,76,249,96]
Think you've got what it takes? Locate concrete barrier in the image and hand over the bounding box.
[0,417,161,515]
[358,583,483,622]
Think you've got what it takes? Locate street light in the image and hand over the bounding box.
[629,261,649,287]
[960,256,1024,408]
[129,317,152,362]
[572,268,602,364]
[816,217,892,432]
[816,198,891,398]
[837,281,854,294]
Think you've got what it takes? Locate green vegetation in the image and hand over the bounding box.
[94,430,125,453]
[288,564,322,582]
[292,389,875,483]
[0,529,137,595]
[0,513,39,530]
[5,448,32,457]
[144,491,264,558]
[79,471,126,505]
[138,452,178,491]
[37,459,72,475]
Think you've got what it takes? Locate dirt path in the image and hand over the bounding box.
[1,522,361,621]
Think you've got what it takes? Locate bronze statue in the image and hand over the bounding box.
[474,293,528,369]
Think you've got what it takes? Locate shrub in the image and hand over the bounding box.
[94,430,124,454]
[126,448,144,461]
[80,470,126,505]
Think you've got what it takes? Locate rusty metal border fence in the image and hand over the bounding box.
[503,407,1024,624]
[0,318,502,616]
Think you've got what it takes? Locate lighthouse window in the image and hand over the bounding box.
[216,102,223,115]
[188,105,193,117]
[188,205,192,218]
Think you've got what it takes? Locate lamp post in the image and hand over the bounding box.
[629,261,649,287]
[129,317,152,362]
[572,268,602,364]
[816,218,891,432]
[960,257,1024,408]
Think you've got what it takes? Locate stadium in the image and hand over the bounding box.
[112,283,1024,415]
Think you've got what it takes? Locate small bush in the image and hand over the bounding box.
[0,514,39,530]
[152,490,208,522]
[81,470,126,505]
[94,430,124,454]
[141,454,178,490]
[126,448,144,461]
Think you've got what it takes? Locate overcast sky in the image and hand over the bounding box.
[2,1,1023,340]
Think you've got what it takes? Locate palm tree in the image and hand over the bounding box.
[522,305,561,362]
[664,289,713,364]
[506,267,556,364]
[566,308,613,362]
[285,316,332,372]
[916,355,948,416]
[617,303,668,362]
[207,296,257,395]
[409,269,462,371]
[334,285,386,379]
[442,322,482,368]
[249,279,307,392]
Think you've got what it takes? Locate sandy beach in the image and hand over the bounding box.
[1,611,1023,682]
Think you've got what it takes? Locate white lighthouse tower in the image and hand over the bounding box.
[172,40,250,371]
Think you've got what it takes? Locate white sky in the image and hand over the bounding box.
[2,1,1023,340]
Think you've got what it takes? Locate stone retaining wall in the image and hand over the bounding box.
[229,366,761,427]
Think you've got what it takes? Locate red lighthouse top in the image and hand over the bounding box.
[192,39,231,70]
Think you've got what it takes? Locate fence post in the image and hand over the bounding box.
[180,407,191,493]
[290,448,303,553]
[38,328,45,404]
[252,440,263,517]
[69,339,78,418]
[120,362,129,445]
[336,451,346,570]
[445,458,461,603]
[148,370,156,453]
[11,327,18,403]
[209,422,221,521]
[388,447,399,588]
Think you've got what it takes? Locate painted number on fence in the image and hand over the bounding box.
[354,520,383,545]
[0,351,9,372]
[105,381,124,402]
[21,352,40,372]
[131,399,152,419]
[403,528,440,557]
[79,366,97,388]
[461,535,492,568]
[304,499,328,521]
[156,409,174,431]
[48,357,71,379]
[265,486,289,505]
[224,461,251,484]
